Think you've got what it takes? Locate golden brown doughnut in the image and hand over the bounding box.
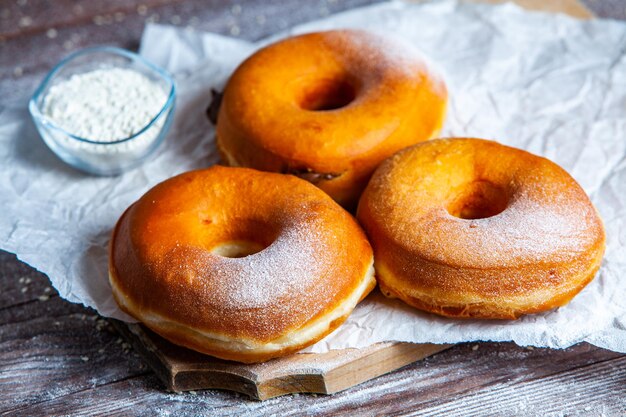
[109,166,375,362]
[216,29,447,209]
[357,138,606,319]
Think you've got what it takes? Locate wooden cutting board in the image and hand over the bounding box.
[112,320,449,400]
[115,0,592,401]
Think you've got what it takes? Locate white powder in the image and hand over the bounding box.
[42,67,168,142]
[39,67,171,174]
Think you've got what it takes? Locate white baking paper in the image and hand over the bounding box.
[1,0,625,353]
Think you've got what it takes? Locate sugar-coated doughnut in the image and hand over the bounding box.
[357,138,606,319]
[216,29,447,209]
[109,166,375,362]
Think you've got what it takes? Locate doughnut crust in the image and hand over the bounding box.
[357,138,606,319]
[216,29,447,209]
[109,166,375,362]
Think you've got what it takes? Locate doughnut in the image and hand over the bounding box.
[109,166,375,363]
[215,29,448,209]
[357,138,606,319]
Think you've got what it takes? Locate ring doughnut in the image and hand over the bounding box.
[216,29,447,208]
[357,138,606,319]
[109,166,375,362]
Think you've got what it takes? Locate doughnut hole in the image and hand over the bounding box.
[211,241,266,258]
[298,77,356,111]
[447,180,510,220]
[206,218,278,258]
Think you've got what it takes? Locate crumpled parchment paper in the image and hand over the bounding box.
[1,0,625,353]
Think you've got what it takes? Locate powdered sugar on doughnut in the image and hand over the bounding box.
[205,218,331,311]
[111,167,374,346]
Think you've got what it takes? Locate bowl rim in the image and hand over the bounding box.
[28,45,176,146]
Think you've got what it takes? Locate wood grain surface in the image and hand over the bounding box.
[113,322,450,400]
[1,0,625,415]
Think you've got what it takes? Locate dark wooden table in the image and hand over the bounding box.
[2,1,625,415]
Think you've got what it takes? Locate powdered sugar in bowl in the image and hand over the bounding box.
[29,46,175,175]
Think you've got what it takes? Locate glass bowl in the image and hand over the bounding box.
[28,46,176,176]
